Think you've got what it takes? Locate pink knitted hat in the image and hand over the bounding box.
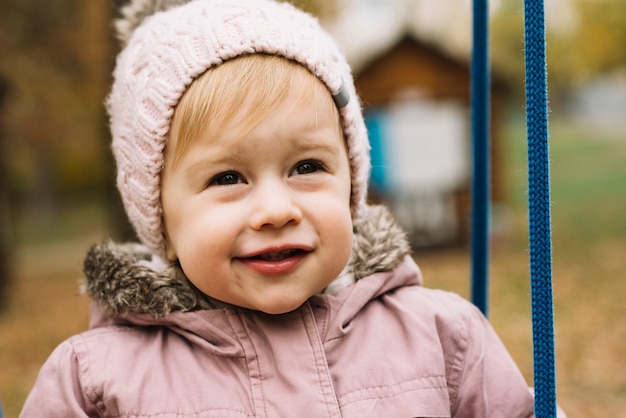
[108,0,370,257]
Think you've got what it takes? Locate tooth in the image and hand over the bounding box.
[258,250,296,261]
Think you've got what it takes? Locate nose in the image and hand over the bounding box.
[249,180,302,230]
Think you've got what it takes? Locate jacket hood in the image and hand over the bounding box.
[82,205,412,319]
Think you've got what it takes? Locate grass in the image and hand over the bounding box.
[420,114,626,416]
[0,203,105,416]
[1,115,625,417]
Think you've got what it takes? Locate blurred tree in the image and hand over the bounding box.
[0,76,12,309]
[491,0,626,102]
[564,0,626,80]
[285,0,338,19]
[490,2,526,100]
[0,0,113,218]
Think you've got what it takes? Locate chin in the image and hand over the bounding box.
[254,297,308,315]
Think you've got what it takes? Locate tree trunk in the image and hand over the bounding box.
[0,76,12,310]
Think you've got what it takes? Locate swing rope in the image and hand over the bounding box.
[470,0,490,317]
[470,0,557,416]
[524,0,557,415]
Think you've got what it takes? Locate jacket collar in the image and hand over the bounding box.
[82,205,412,319]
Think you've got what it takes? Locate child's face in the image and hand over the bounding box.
[161,76,353,314]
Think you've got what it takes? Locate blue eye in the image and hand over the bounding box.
[209,171,242,186]
[293,160,323,175]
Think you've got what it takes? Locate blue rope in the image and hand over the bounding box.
[470,0,490,316]
[524,0,557,416]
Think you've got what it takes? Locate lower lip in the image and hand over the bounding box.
[237,252,308,276]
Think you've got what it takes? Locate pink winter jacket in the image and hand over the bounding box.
[21,206,545,417]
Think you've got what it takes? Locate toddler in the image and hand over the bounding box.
[21,0,556,416]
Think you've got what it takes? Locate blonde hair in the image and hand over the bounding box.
[165,54,341,170]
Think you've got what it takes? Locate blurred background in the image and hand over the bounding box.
[0,0,624,416]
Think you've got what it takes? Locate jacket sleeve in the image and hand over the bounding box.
[20,340,97,418]
[436,293,534,418]
[457,304,533,417]
[441,296,567,418]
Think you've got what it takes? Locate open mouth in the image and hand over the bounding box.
[252,249,306,262]
[238,247,311,275]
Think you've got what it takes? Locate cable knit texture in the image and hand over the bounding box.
[107,0,371,257]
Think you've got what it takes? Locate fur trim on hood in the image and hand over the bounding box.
[82,205,411,318]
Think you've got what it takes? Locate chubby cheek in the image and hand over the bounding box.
[169,210,235,284]
[329,228,353,282]
[177,246,235,301]
[319,204,353,274]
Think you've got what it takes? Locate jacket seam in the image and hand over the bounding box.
[338,386,448,409]
[72,336,108,417]
[113,407,254,417]
[448,302,472,413]
[301,304,342,416]
[337,374,447,402]
[231,309,268,418]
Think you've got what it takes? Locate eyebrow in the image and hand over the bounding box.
[181,137,343,179]
[183,155,240,179]
[292,141,342,155]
